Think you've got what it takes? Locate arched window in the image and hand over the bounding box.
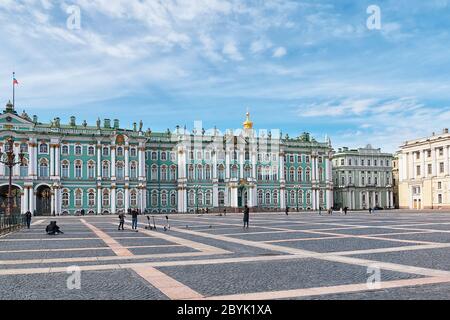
[272,190,278,206]
[197,192,203,206]
[20,159,28,177]
[117,147,123,156]
[218,191,225,206]
[197,165,203,180]
[188,190,195,206]
[265,166,270,181]
[151,151,157,160]
[130,148,137,157]
[39,159,48,177]
[102,189,110,207]
[151,165,158,180]
[319,190,324,206]
[218,165,225,181]
[319,167,323,181]
[161,165,167,181]
[257,166,262,180]
[39,143,48,154]
[130,190,137,207]
[88,146,95,156]
[130,162,137,179]
[88,161,95,179]
[88,190,95,207]
[74,189,82,207]
[289,167,295,181]
[205,165,211,180]
[306,192,311,205]
[273,166,278,180]
[258,190,263,205]
[161,191,168,207]
[290,190,296,206]
[74,160,82,178]
[170,193,176,206]
[205,191,212,206]
[117,191,124,207]
[161,152,167,161]
[20,143,28,153]
[116,161,124,179]
[62,145,69,155]
[244,166,251,179]
[102,147,109,156]
[151,191,158,206]
[61,160,69,178]
[231,165,238,179]
[297,168,303,182]
[188,165,194,180]
[305,168,311,181]
[265,192,271,205]
[170,166,177,181]
[102,161,110,178]
[75,145,82,155]
[62,189,69,207]
[298,190,303,206]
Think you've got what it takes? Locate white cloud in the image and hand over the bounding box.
[272,46,287,58]
[222,40,244,61]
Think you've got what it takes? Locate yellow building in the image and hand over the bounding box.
[398,129,450,209]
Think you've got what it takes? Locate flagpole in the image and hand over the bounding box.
[12,72,15,109]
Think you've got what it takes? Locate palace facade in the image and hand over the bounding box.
[398,129,450,209]
[0,101,333,215]
[332,145,394,210]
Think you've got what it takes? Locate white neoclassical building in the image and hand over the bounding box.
[398,129,450,209]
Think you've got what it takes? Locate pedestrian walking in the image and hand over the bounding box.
[80,208,85,216]
[223,208,227,216]
[340,207,343,215]
[25,210,32,229]
[131,209,138,231]
[319,206,322,215]
[285,206,289,216]
[344,206,348,215]
[243,205,250,229]
[369,207,372,214]
[118,212,125,230]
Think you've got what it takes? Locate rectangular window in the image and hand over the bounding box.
[440,162,444,173]
[417,165,421,176]
[428,164,432,175]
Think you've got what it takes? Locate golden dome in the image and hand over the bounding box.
[243,112,253,129]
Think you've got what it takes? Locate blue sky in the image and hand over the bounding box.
[1,0,450,152]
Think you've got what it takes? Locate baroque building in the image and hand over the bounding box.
[332,145,394,210]
[398,129,450,209]
[0,102,333,215]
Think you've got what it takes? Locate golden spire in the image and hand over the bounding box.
[243,111,253,129]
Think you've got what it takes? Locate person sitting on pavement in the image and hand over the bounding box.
[46,221,64,235]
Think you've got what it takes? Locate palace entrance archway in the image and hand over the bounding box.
[36,185,52,216]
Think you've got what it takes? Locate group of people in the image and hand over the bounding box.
[118,209,141,231]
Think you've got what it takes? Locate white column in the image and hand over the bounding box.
[225,153,230,179]
[280,153,285,181]
[408,152,414,180]
[50,189,55,215]
[111,187,116,213]
[325,156,330,181]
[312,190,316,210]
[111,146,116,178]
[55,145,60,177]
[125,146,130,178]
[125,187,130,212]
[28,142,34,176]
[13,144,20,176]
[50,145,55,177]
[97,145,101,179]
[280,188,286,209]
[386,190,390,208]
[390,191,394,209]
[29,188,35,214]
[23,187,29,212]
[252,152,257,179]
[421,150,426,178]
[97,188,102,214]
[138,147,145,179]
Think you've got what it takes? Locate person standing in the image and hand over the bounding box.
[243,205,250,229]
[285,206,289,216]
[369,207,372,214]
[25,210,32,229]
[80,208,85,216]
[118,212,125,231]
[131,209,138,231]
[319,207,322,215]
[344,206,348,215]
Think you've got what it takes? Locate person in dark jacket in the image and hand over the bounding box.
[118,212,125,230]
[243,205,250,229]
[131,209,138,231]
[344,206,348,215]
[285,206,289,216]
[25,211,32,229]
[46,221,64,235]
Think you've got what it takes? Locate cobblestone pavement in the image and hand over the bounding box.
[2,210,450,300]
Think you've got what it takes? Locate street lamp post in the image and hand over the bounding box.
[0,138,25,216]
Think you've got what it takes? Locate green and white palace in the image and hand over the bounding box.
[0,101,333,215]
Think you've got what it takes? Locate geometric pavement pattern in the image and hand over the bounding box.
[2,211,450,300]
